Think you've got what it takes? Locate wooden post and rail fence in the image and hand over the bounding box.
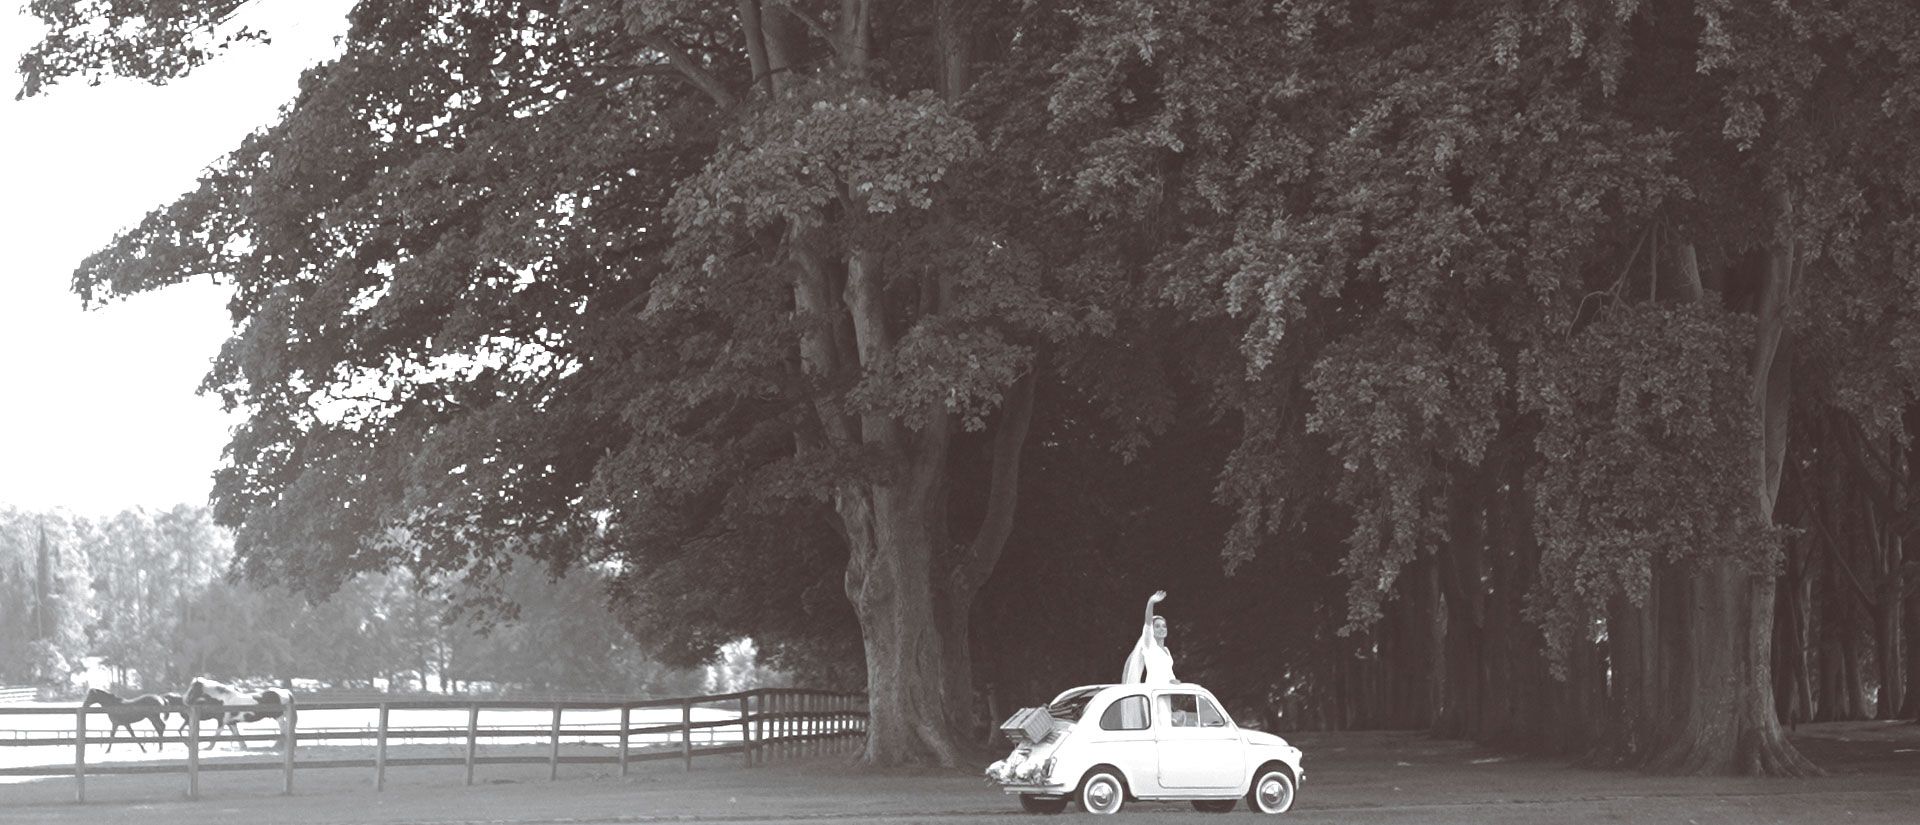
[0,687,867,803]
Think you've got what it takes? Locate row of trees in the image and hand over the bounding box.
[1,505,723,696]
[21,0,1920,773]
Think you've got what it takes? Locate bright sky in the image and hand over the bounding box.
[0,0,354,516]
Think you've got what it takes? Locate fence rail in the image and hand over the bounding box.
[0,687,867,803]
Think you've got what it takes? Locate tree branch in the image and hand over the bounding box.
[839,0,873,71]
[637,32,737,108]
[737,0,773,96]
[765,0,840,54]
[953,368,1037,595]
[1788,463,1878,612]
[843,247,902,449]
[793,248,858,445]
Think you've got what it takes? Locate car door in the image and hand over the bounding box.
[1088,692,1156,784]
[1153,691,1242,790]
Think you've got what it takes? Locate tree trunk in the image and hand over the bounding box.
[1872,535,1904,719]
[1644,559,1811,773]
[1646,220,1815,775]
[1605,588,1662,763]
[1815,544,1858,721]
[938,591,978,742]
[1772,541,1812,726]
[1546,634,1604,756]
[841,484,966,766]
[1435,469,1490,740]
[1902,576,1920,719]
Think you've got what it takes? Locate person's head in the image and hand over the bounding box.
[1152,615,1168,642]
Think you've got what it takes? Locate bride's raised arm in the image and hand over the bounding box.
[1121,591,1168,683]
[1143,590,1166,632]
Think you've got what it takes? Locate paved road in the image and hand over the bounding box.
[3,725,1917,824]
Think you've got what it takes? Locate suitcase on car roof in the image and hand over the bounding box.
[999,706,1056,745]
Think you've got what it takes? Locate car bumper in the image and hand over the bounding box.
[995,781,1071,796]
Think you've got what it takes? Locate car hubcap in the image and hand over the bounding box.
[1258,776,1290,811]
[1087,778,1116,812]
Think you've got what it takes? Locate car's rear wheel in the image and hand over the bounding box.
[1246,766,1296,814]
[1019,794,1068,814]
[1077,769,1126,815]
[1191,799,1237,813]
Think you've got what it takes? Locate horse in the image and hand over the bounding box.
[82,688,169,753]
[182,677,290,750]
[160,692,187,733]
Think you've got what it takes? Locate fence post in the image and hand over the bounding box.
[282,696,297,796]
[464,704,479,786]
[548,703,563,782]
[187,705,201,800]
[375,702,389,792]
[739,694,752,767]
[681,699,693,771]
[73,705,86,804]
[619,703,632,777]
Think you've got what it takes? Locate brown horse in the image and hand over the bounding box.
[82,688,169,753]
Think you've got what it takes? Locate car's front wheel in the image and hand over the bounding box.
[1077,769,1126,815]
[1246,766,1296,814]
[1019,794,1068,814]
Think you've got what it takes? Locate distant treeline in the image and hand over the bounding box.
[0,505,737,697]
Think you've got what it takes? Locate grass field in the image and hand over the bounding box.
[1,722,1917,824]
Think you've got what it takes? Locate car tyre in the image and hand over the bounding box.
[1077,769,1126,815]
[1246,766,1296,814]
[1190,799,1237,813]
[1019,794,1068,814]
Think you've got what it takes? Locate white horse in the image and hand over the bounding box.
[182,677,290,750]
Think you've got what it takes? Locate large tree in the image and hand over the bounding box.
[20,0,1150,765]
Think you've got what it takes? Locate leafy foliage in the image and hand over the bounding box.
[1521,303,1781,664]
[15,0,262,99]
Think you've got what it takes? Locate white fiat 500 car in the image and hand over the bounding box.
[985,683,1304,815]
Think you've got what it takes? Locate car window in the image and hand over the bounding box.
[1099,695,1150,731]
[1197,696,1228,728]
[1162,693,1200,728]
[1047,688,1103,722]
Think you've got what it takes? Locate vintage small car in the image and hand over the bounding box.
[984,683,1304,815]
